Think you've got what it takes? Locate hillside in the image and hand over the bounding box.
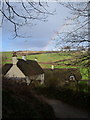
[2,51,89,80]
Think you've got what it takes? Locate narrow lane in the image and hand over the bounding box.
[40,96,88,118]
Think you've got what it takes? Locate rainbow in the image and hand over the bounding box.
[43,15,78,51]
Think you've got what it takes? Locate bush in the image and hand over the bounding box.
[45,77,59,88]
[2,77,55,119]
[34,86,90,110]
[78,82,90,92]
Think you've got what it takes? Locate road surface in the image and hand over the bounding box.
[39,95,89,118]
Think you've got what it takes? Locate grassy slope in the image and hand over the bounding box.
[2,52,72,63]
[2,51,89,80]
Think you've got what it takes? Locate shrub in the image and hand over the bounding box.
[78,82,90,92]
[34,86,90,110]
[2,77,55,119]
[45,77,59,88]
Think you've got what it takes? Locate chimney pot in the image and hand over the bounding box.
[12,52,18,65]
[22,54,26,61]
[35,57,37,61]
[51,65,54,70]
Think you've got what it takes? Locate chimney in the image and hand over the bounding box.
[22,54,26,61]
[35,57,37,61]
[12,52,18,65]
[51,65,54,70]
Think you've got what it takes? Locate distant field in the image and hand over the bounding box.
[2,51,73,64]
[2,51,89,80]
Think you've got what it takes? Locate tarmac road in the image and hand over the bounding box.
[40,96,89,118]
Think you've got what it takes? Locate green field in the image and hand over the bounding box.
[2,51,89,80]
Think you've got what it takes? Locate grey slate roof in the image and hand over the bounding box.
[2,64,13,75]
[2,59,44,76]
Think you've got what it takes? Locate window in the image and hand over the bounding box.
[69,75,75,81]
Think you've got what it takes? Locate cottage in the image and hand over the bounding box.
[2,53,44,85]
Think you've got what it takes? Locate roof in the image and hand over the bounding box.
[2,59,44,76]
[26,60,44,74]
[2,64,13,75]
[44,68,82,81]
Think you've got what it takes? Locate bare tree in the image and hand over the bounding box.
[77,46,85,51]
[56,2,90,68]
[64,46,71,52]
[0,0,54,38]
[58,2,90,48]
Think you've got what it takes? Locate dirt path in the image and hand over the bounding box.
[39,95,88,118]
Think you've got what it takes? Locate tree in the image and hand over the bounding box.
[63,46,71,52]
[77,46,85,51]
[0,0,53,38]
[58,2,90,48]
[57,2,90,68]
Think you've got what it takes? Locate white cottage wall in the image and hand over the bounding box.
[5,65,25,78]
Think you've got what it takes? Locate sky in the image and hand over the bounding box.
[2,2,72,51]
